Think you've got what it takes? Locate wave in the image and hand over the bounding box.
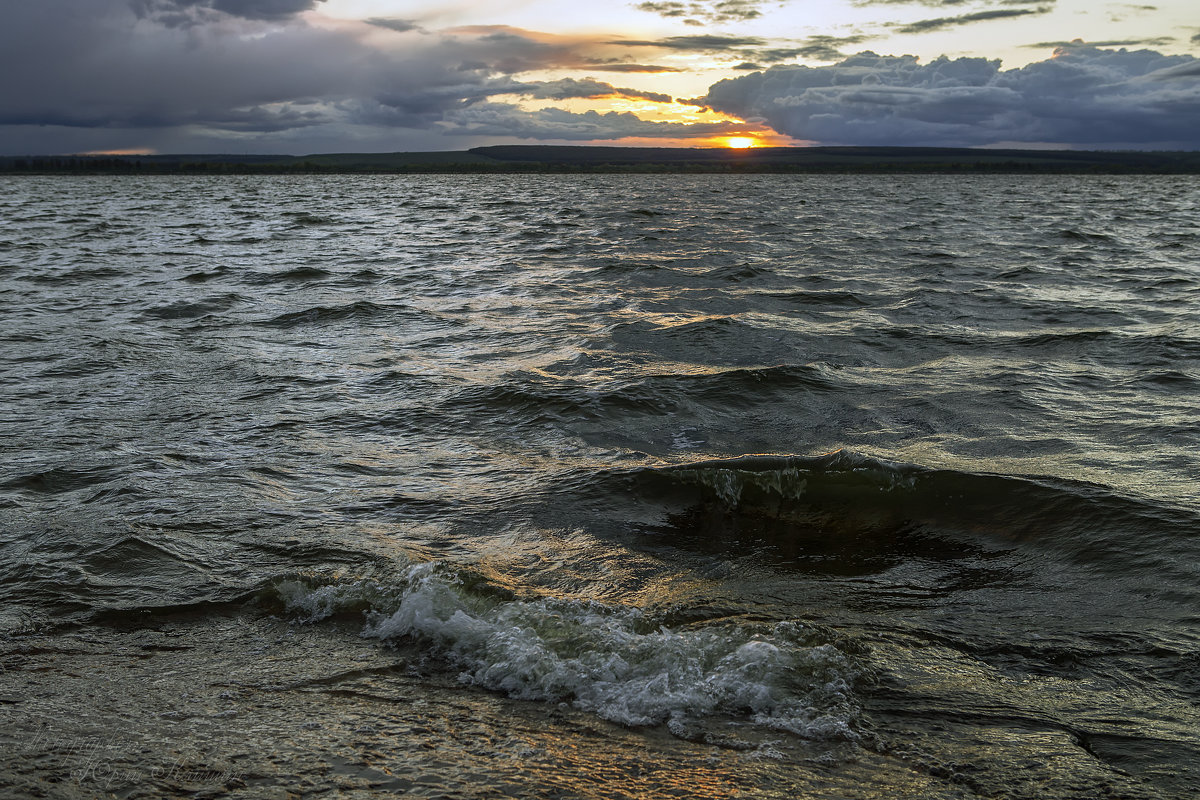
[703,263,773,282]
[24,266,130,284]
[138,293,245,320]
[1010,330,1200,360]
[1135,369,1199,388]
[181,267,228,283]
[245,266,333,284]
[444,378,669,424]
[256,300,414,328]
[1057,228,1115,242]
[274,563,860,741]
[858,324,1200,363]
[441,363,844,424]
[765,290,871,308]
[284,211,338,226]
[593,451,1199,575]
[0,527,256,632]
[1,465,122,495]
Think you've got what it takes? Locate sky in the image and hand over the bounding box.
[2,0,1198,154]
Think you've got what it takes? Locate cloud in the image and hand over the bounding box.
[694,47,1200,148]
[4,0,1192,154]
[130,0,325,26]
[892,7,1050,34]
[1,1,372,131]
[1024,37,1175,49]
[853,0,1045,5]
[610,33,875,65]
[206,0,319,16]
[634,1,767,24]
[1145,60,1200,79]
[582,63,684,73]
[1107,4,1158,23]
[516,78,672,103]
[438,103,750,140]
[364,17,420,34]
[608,35,767,51]
[0,2,694,153]
[440,25,691,74]
[783,35,874,62]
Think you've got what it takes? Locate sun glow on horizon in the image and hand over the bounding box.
[723,136,756,149]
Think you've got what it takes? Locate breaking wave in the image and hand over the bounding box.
[275,563,861,741]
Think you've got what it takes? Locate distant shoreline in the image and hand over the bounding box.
[3,145,1199,174]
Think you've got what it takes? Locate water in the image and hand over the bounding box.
[1,173,1198,798]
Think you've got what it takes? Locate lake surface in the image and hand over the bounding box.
[1,173,1198,798]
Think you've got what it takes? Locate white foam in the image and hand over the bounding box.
[281,564,859,739]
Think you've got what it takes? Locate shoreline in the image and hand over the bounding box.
[4,145,1200,175]
[0,611,933,800]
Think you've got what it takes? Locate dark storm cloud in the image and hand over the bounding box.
[207,0,318,16]
[1,1,368,130]
[0,2,690,150]
[694,47,1200,147]
[130,0,325,26]
[893,7,1050,34]
[634,1,766,24]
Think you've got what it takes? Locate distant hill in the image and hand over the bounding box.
[3,146,1199,174]
[470,145,1200,173]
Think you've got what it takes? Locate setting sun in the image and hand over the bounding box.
[724,136,756,149]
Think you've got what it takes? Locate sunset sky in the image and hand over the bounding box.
[2,0,1198,154]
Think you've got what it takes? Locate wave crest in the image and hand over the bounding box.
[276,564,860,739]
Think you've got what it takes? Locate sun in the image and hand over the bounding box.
[723,136,756,149]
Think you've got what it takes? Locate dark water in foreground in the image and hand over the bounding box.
[1,174,1198,798]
